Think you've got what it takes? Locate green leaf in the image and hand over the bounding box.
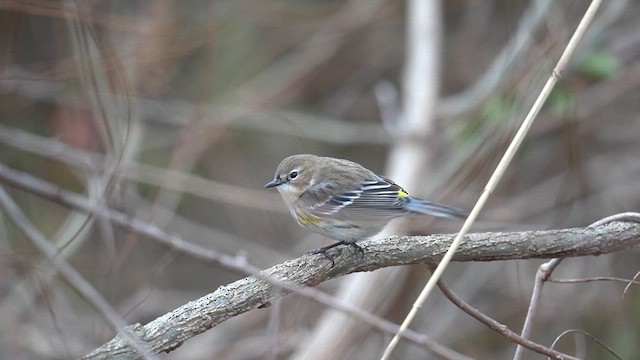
[578,50,619,79]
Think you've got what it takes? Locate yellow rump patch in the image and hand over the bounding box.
[398,189,410,198]
[298,214,321,225]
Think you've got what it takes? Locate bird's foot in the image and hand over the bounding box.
[309,241,364,267]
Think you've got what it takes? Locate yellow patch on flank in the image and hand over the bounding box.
[398,189,410,198]
[298,213,321,225]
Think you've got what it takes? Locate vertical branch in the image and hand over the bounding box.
[513,258,563,360]
[387,0,442,184]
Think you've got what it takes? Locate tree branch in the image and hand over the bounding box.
[434,276,579,360]
[0,163,467,359]
[83,220,640,359]
[0,161,637,359]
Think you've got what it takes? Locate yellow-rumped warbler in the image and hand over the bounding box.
[265,154,465,259]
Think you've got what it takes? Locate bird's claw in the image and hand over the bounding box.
[309,241,364,268]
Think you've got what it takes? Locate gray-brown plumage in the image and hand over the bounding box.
[265,154,465,257]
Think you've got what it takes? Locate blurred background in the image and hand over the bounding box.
[0,0,639,359]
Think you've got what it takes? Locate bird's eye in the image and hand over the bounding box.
[289,170,299,179]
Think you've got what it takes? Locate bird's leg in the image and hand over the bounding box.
[346,242,365,259]
[309,241,364,267]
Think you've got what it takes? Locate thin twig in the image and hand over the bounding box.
[0,74,389,145]
[382,1,604,358]
[0,123,285,213]
[625,271,640,296]
[547,276,640,286]
[588,212,640,228]
[550,329,623,360]
[435,276,579,360]
[0,187,157,360]
[514,211,639,359]
[513,258,563,360]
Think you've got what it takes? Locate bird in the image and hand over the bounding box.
[264,154,466,262]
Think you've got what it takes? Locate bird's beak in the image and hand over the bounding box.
[264,178,283,188]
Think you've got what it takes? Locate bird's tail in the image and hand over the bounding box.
[403,197,467,219]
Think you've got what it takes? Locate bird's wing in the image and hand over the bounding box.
[300,176,409,221]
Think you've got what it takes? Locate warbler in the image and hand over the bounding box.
[265,154,466,259]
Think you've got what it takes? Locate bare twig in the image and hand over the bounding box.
[513,258,563,360]
[588,212,640,228]
[0,162,250,273]
[435,276,579,360]
[547,276,640,286]
[0,187,157,360]
[0,74,389,145]
[514,213,640,359]
[0,123,285,213]
[625,271,640,296]
[550,329,623,360]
